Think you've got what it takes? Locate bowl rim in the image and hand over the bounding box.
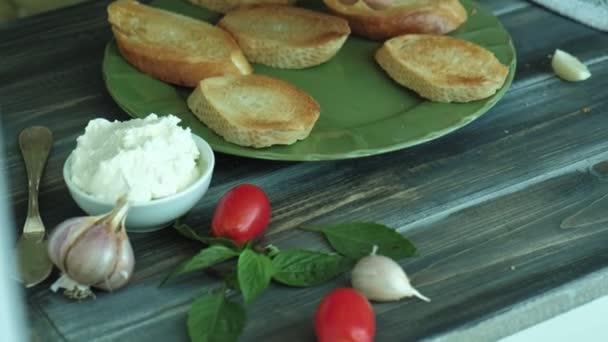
[63,133,215,207]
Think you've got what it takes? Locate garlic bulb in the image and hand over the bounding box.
[47,197,135,299]
[351,246,430,302]
[551,49,591,82]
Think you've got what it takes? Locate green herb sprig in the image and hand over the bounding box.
[165,220,416,342]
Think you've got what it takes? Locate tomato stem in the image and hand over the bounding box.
[252,243,266,254]
[264,244,280,258]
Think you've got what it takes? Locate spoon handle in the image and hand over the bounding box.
[19,126,53,235]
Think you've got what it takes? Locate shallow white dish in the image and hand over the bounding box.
[63,134,215,233]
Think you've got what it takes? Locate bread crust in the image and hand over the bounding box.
[107,0,252,87]
[218,6,351,69]
[187,75,320,148]
[187,0,296,13]
[375,34,509,103]
[323,0,467,40]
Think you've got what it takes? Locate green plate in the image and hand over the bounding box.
[103,0,516,161]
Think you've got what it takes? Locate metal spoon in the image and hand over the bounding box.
[14,126,54,288]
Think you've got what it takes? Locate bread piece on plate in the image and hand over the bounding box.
[218,6,351,69]
[322,0,467,40]
[187,75,320,148]
[107,0,252,87]
[375,34,509,103]
[187,0,296,13]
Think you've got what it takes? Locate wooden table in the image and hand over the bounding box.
[2,1,608,341]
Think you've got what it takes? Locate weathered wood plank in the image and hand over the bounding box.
[1,0,608,341]
[20,62,608,340]
[6,0,608,235]
[242,161,608,341]
[25,155,608,341]
[27,301,67,342]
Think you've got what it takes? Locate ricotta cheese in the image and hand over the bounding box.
[70,114,201,203]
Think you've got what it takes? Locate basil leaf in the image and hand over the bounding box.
[237,249,275,304]
[272,249,353,287]
[174,222,237,249]
[303,222,416,260]
[162,245,239,285]
[187,292,246,342]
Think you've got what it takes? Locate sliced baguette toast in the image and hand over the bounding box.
[187,0,296,13]
[375,34,509,103]
[218,6,351,69]
[323,0,467,40]
[107,0,251,87]
[187,75,320,148]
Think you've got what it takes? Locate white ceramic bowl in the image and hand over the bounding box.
[63,134,215,233]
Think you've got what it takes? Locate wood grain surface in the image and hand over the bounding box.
[2,0,608,341]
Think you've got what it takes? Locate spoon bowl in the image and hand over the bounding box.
[15,233,53,288]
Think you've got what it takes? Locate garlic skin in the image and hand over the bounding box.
[47,197,135,299]
[551,49,591,82]
[351,246,430,302]
[96,235,134,291]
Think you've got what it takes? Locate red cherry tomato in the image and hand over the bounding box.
[211,184,271,245]
[314,288,376,342]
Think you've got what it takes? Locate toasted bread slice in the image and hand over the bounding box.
[187,75,320,148]
[218,6,351,69]
[187,0,296,13]
[323,0,467,40]
[107,0,252,87]
[375,34,509,103]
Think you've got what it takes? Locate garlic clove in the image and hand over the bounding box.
[351,248,430,303]
[407,285,431,303]
[95,233,134,291]
[351,255,402,301]
[48,216,102,268]
[48,217,78,266]
[551,49,591,82]
[65,222,122,285]
[95,198,134,291]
